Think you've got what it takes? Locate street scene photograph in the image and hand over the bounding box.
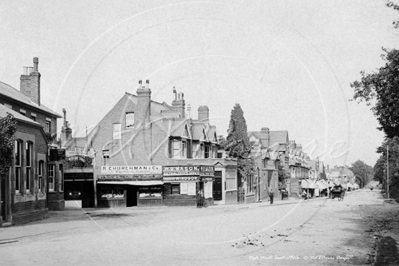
[0,0,399,265]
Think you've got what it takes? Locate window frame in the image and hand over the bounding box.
[125,112,135,128]
[25,141,33,193]
[14,140,22,194]
[38,160,44,192]
[113,123,121,140]
[48,164,55,192]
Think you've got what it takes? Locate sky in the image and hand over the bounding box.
[0,0,397,167]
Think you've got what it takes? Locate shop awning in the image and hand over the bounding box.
[97,181,163,186]
[316,180,328,189]
[301,179,316,189]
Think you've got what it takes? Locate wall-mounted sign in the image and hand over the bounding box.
[163,176,199,182]
[66,147,95,157]
[49,149,66,161]
[200,166,214,176]
[163,166,200,176]
[101,165,162,175]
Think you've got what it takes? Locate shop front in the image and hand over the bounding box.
[97,165,163,208]
[163,165,214,206]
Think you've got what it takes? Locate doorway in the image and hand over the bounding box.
[213,176,222,201]
[126,186,138,207]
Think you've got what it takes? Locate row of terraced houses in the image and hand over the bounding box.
[1,58,350,226]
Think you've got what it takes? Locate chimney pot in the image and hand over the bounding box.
[33,57,39,72]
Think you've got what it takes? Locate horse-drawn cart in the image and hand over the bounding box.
[330,185,345,201]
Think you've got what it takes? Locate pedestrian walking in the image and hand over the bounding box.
[269,188,274,204]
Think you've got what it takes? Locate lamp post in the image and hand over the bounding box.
[257,167,261,202]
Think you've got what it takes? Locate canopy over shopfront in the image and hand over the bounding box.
[301,179,316,189]
[316,180,329,190]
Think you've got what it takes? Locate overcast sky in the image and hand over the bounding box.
[0,0,397,167]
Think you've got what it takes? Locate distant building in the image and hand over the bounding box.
[0,58,63,226]
[248,128,290,202]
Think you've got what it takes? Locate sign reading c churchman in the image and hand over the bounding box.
[101,165,162,175]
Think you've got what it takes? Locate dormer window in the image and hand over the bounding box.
[125,112,134,128]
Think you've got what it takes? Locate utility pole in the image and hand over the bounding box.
[387,145,390,199]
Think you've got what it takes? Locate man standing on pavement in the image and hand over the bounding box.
[269,188,274,204]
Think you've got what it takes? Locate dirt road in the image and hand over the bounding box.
[0,189,398,265]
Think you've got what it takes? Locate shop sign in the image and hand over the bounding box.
[101,165,162,175]
[200,165,214,176]
[163,176,199,182]
[49,148,66,161]
[66,147,95,157]
[163,166,200,176]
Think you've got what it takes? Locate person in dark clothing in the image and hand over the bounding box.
[269,189,274,204]
[196,189,202,208]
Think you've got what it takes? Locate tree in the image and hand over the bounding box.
[351,48,399,138]
[374,155,386,185]
[376,136,399,197]
[0,114,17,175]
[350,160,374,187]
[387,1,399,29]
[224,104,254,185]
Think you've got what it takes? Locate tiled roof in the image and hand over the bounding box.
[0,104,42,127]
[269,130,288,145]
[0,81,62,118]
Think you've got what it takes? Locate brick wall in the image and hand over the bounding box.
[11,200,48,225]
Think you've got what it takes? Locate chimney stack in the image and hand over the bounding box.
[20,57,41,105]
[171,88,185,118]
[135,79,151,124]
[198,105,209,122]
[61,108,73,145]
[260,127,270,147]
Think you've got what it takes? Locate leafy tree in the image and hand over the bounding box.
[376,136,399,197]
[225,104,254,185]
[374,155,386,185]
[0,114,17,175]
[387,1,399,28]
[351,49,399,138]
[350,160,374,187]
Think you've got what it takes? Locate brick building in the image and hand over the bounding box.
[0,58,63,226]
[89,80,237,207]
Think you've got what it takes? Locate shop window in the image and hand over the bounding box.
[38,160,44,192]
[14,140,22,193]
[25,142,32,193]
[48,164,55,191]
[100,188,124,198]
[113,123,121,139]
[171,184,180,195]
[125,112,134,128]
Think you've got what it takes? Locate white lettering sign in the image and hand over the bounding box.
[101,165,162,175]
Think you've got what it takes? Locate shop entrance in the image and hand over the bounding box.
[213,177,222,201]
[126,186,138,207]
[65,180,94,208]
